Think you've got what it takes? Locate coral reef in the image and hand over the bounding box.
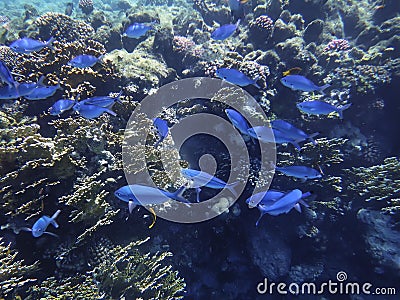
[0,239,38,298]
[346,157,400,216]
[91,237,186,299]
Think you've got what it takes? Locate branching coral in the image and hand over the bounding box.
[346,157,400,216]
[26,275,101,299]
[0,239,39,298]
[91,237,186,299]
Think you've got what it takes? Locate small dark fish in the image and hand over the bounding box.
[282,67,302,76]
[65,2,74,16]
[68,54,103,68]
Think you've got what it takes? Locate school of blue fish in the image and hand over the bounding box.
[0,3,353,235]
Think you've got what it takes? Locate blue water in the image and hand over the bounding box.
[0,0,399,299]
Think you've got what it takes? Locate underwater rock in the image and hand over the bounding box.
[192,0,230,26]
[248,230,291,280]
[357,208,400,273]
[248,15,274,48]
[304,19,324,44]
[271,18,297,43]
[356,26,381,49]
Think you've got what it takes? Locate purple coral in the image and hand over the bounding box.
[250,15,274,33]
[173,36,203,57]
[324,39,350,52]
[79,0,94,14]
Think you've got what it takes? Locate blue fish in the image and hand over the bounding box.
[275,165,322,180]
[24,83,61,100]
[211,20,240,40]
[73,102,117,119]
[68,54,103,68]
[153,117,169,147]
[114,184,189,213]
[271,119,319,145]
[80,91,123,108]
[0,77,45,100]
[10,37,55,54]
[245,189,311,208]
[297,101,352,119]
[0,85,20,100]
[0,60,16,87]
[49,98,76,115]
[124,22,155,39]
[248,126,301,150]
[225,108,252,136]
[246,190,311,226]
[280,75,330,95]
[258,189,305,217]
[181,168,238,197]
[28,210,61,238]
[216,68,260,88]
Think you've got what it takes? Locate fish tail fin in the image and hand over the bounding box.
[308,132,319,145]
[172,185,190,204]
[226,181,239,197]
[337,103,352,119]
[318,84,331,95]
[46,37,55,50]
[50,210,61,228]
